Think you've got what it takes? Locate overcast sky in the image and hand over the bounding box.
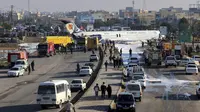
[0,0,198,12]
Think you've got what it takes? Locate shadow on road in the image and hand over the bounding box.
[155,94,199,101]
[0,104,41,112]
[78,105,109,111]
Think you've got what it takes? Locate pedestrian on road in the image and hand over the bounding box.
[129,48,132,56]
[101,82,107,98]
[113,56,116,68]
[109,55,112,64]
[104,60,108,71]
[94,83,100,99]
[31,60,35,71]
[107,85,112,98]
[28,65,31,75]
[116,57,119,68]
[70,48,73,54]
[66,100,75,112]
[92,49,95,54]
[120,48,122,55]
[76,63,80,73]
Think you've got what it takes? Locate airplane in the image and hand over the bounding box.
[61,20,160,42]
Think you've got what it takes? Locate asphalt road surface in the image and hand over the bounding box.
[116,43,200,112]
[0,50,99,112]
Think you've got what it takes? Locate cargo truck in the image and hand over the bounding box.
[144,48,162,66]
[7,51,28,68]
[37,42,56,57]
[87,37,99,50]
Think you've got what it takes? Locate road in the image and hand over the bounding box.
[0,50,99,112]
[116,42,200,112]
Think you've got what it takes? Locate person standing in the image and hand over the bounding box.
[70,47,73,54]
[113,56,116,68]
[101,82,106,98]
[31,60,35,71]
[129,48,132,56]
[94,83,100,99]
[66,100,75,112]
[109,55,112,64]
[107,85,112,98]
[120,48,122,55]
[76,63,80,73]
[104,60,108,71]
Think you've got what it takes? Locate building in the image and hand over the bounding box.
[135,10,156,26]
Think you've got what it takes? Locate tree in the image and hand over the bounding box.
[2,23,11,30]
[178,17,189,31]
[94,20,105,28]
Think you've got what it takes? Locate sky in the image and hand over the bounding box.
[0,0,198,12]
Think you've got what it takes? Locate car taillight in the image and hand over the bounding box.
[52,99,56,101]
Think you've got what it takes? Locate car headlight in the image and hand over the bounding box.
[130,105,135,107]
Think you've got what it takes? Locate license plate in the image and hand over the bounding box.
[43,97,50,100]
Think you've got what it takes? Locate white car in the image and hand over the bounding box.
[131,75,146,88]
[70,79,86,91]
[132,71,147,79]
[15,59,28,70]
[192,55,200,62]
[7,66,25,77]
[165,56,178,67]
[125,82,143,101]
[90,54,99,61]
[185,64,198,75]
[180,57,191,66]
[79,66,93,76]
[128,57,139,64]
[127,63,138,76]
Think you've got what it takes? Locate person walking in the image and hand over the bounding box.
[129,48,132,56]
[109,55,112,64]
[76,63,80,73]
[107,85,112,98]
[28,65,31,75]
[120,48,122,55]
[70,48,73,54]
[66,100,75,112]
[104,60,108,71]
[101,82,106,98]
[31,60,35,71]
[113,56,116,68]
[94,83,100,99]
[92,49,95,54]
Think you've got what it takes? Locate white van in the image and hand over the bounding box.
[36,80,71,109]
[125,82,142,101]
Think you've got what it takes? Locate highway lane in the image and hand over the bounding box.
[117,43,200,112]
[0,50,99,112]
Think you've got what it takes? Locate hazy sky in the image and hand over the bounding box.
[0,0,198,12]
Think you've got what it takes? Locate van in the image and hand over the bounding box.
[125,82,142,101]
[36,80,71,109]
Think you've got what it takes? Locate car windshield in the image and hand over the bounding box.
[167,57,174,60]
[10,67,19,70]
[133,76,143,80]
[72,80,82,83]
[188,65,196,68]
[16,61,25,65]
[129,65,137,67]
[38,85,55,94]
[81,67,89,69]
[130,58,137,60]
[118,95,134,102]
[127,84,140,91]
[91,55,97,57]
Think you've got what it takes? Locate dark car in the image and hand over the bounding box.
[116,92,136,112]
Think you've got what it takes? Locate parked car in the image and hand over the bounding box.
[165,56,178,67]
[185,64,198,75]
[70,79,86,91]
[7,66,25,77]
[90,54,99,62]
[116,92,136,112]
[125,82,142,101]
[79,66,93,76]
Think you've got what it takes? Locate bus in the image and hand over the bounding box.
[36,80,71,109]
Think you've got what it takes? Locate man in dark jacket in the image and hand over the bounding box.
[107,85,112,98]
[101,82,107,98]
[104,60,108,71]
[31,60,35,71]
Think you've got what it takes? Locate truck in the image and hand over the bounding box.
[7,51,28,68]
[144,48,162,66]
[46,36,73,51]
[37,42,56,57]
[87,37,99,50]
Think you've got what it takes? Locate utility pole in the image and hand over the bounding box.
[10,5,14,26]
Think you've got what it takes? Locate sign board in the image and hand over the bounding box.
[159,26,168,36]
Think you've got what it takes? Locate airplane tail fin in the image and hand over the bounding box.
[61,20,82,34]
